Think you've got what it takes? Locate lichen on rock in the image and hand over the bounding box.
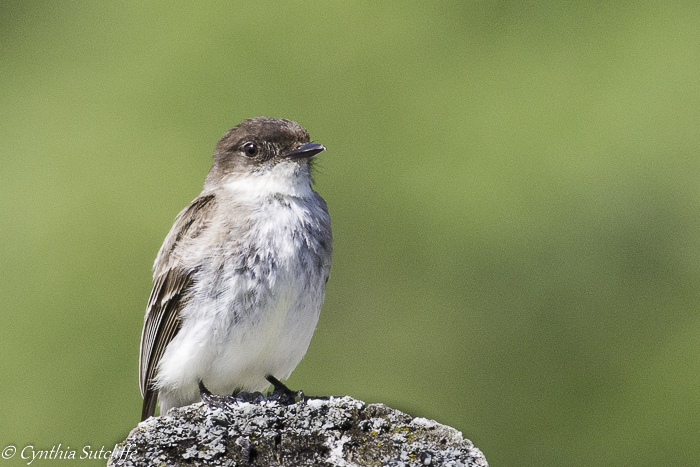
[109,395,488,467]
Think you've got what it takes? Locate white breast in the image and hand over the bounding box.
[154,165,331,413]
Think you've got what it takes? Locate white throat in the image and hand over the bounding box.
[223,161,314,200]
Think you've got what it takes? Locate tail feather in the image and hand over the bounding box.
[141,389,158,421]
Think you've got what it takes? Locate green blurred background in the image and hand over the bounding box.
[1,1,699,465]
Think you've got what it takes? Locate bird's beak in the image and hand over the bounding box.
[283,142,326,160]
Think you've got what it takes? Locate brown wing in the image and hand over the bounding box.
[139,193,216,421]
[139,269,192,420]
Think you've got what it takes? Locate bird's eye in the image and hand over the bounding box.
[243,142,258,157]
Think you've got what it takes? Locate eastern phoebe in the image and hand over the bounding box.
[139,117,333,421]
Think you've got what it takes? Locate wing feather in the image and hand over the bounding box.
[138,193,216,420]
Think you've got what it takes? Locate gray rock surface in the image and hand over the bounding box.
[108,395,488,466]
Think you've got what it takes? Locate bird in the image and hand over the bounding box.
[139,117,333,421]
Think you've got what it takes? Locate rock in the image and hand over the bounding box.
[108,395,488,466]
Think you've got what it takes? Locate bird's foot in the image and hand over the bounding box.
[265,375,299,397]
[198,376,313,409]
[265,375,305,405]
[199,380,212,397]
[198,380,231,411]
